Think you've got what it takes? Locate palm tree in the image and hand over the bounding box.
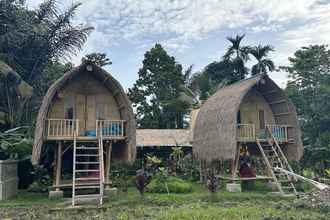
[28,0,94,81]
[223,34,250,80]
[250,45,275,75]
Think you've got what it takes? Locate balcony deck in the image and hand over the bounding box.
[237,124,295,143]
[45,119,126,141]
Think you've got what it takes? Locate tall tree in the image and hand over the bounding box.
[128,44,191,129]
[223,34,250,80]
[0,0,93,87]
[0,0,92,127]
[250,45,275,75]
[82,53,112,67]
[284,45,330,174]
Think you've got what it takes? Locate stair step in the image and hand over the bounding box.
[76,177,100,181]
[75,185,100,189]
[76,182,100,186]
[281,186,294,190]
[74,194,101,199]
[76,154,99,157]
[75,169,100,173]
[76,161,100,164]
[76,147,99,150]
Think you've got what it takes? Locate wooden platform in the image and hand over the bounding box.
[52,179,111,189]
[216,175,273,181]
[47,136,126,141]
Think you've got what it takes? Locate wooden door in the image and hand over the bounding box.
[86,95,96,132]
[259,110,265,130]
[76,94,86,136]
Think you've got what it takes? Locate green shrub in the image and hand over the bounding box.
[147,174,192,194]
[28,165,52,193]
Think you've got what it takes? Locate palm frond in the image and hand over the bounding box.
[49,26,93,60]
[35,0,58,22]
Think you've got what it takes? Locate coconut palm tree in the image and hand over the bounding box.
[223,34,251,80]
[250,45,275,75]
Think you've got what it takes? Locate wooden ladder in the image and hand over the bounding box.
[256,131,297,196]
[72,132,104,206]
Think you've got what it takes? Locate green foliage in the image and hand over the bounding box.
[0,0,92,129]
[0,127,32,160]
[284,45,330,175]
[128,44,192,129]
[250,44,275,75]
[147,171,192,194]
[0,61,33,129]
[28,165,52,193]
[188,34,275,101]
[82,52,112,67]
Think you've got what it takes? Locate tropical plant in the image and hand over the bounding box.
[170,146,184,174]
[82,53,112,67]
[0,0,92,129]
[135,169,150,196]
[28,165,52,193]
[0,61,33,129]
[250,45,275,75]
[0,127,33,160]
[223,34,250,79]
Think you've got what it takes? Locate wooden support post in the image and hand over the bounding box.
[105,141,112,189]
[55,141,62,191]
[199,160,203,183]
[231,145,240,181]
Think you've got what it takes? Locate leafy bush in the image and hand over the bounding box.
[0,127,32,160]
[147,172,192,194]
[28,165,52,193]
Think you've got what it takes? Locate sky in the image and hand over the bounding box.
[26,0,330,90]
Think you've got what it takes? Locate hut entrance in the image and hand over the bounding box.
[76,94,96,135]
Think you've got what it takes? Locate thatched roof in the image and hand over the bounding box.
[136,129,191,147]
[32,63,136,164]
[193,74,303,162]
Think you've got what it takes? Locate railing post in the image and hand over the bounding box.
[96,120,98,137]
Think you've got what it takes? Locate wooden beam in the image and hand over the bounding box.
[269,99,287,105]
[231,145,240,181]
[55,141,63,191]
[274,112,291,116]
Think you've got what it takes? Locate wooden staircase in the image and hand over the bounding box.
[72,132,104,206]
[256,128,297,196]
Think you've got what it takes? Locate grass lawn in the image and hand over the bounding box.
[0,183,328,220]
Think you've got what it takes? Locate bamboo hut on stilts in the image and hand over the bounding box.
[32,62,136,205]
[192,74,303,196]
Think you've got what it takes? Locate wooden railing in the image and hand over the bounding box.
[96,120,125,137]
[237,124,255,141]
[266,124,290,142]
[47,119,79,137]
[237,124,293,142]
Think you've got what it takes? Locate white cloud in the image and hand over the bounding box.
[26,0,330,88]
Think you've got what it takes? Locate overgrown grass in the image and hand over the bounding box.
[0,183,328,220]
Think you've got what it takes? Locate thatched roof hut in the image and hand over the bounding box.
[32,63,136,164]
[136,129,191,147]
[193,74,303,162]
